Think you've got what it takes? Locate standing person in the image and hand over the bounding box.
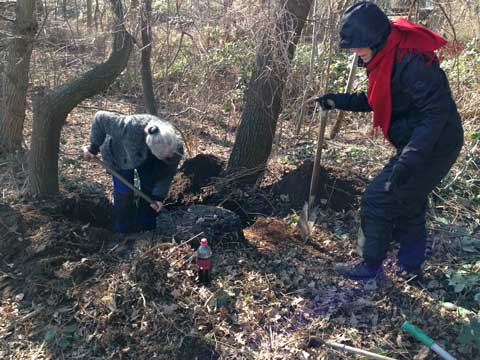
[83,111,183,233]
[316,1,463,280]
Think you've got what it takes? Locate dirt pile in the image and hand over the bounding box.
[269,159,365,211]
[168,154,225,204]
[166,155,364,225]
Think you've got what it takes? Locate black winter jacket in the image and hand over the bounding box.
[333,51,463,173]
[335,2,463,174]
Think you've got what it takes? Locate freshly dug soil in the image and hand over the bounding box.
[168,154,225,204]
[269,159,365,211]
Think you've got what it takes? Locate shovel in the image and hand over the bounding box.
[297,106,328,241]
[309,106,329,208]
[89,156,155,206]
[402,321,457,360]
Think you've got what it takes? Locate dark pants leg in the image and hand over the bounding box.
[360,158,397,268]
[112,170,135,233]
[136,162,157,231]
[395,215,427,268]
[360,143,461,269]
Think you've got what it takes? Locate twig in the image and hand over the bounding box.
[0,216,20,235]
[140,231,204,260]
[165,232,204,259]
[0,15,14,23]
[0,308,44,339]
[34,9,52,42]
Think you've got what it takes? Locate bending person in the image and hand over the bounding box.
[83,111,183,233]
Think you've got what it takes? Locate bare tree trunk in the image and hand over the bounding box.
[87,0,93,27]
[28,0,133,196]
[227,0,313,182]
[0,0,38,153]
[141,0,157,115]
[94,0,100,30]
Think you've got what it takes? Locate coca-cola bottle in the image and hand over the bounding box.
[196,238,212,285]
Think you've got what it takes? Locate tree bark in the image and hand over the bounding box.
[87,0,93,27]
[227,0,313,182]
[28,0,133,196]
[0,0,38,153]
[140,0,157,115]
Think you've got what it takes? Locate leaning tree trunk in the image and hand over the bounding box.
[28,0,133,196]
[227,0,313,183]
[0,0,38,153]
[140,0,157,115]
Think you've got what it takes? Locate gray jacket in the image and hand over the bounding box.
[88,111,183,200]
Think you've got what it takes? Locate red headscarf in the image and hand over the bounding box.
[365,18,448,141]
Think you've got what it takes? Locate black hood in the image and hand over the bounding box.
[339,1,390,53]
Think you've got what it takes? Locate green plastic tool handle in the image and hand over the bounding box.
[402,321,435,347]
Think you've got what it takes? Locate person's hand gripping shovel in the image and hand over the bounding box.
[81,146,163,213]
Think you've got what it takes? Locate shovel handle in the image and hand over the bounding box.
[309,108,329,207]
[90,156,154,205]
[402,321,435,348]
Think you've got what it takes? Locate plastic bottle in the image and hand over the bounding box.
[196,238,212,285]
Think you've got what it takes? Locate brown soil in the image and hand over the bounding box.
[59,193,112,228]
[166,155,364,225]
[269,159,365,211]
[168,154,225,204]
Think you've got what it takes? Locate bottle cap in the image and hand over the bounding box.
[200,238,208,245]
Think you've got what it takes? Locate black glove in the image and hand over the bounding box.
[316,93,337,110]
[386,162,410,192]
[88,143,100,155]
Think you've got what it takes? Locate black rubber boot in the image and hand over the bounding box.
[335,260,384,280]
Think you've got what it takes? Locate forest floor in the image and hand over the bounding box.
[0,97,479,359]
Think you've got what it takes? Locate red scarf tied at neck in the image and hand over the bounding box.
[365,18,447,141]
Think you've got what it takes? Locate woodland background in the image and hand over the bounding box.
[0,0,479,359]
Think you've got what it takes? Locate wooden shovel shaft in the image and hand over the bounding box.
[309,107,328,208]
[329,53,358,139]
[91,156,154,205]
[324,341,397,360]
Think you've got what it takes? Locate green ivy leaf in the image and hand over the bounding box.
[435,217,449,225]
[45,329,57,342]
[459,319,480,347]
[63,324,78,334]
[57,336,70,349]
[469,130,480,140]
[441,302,457,310]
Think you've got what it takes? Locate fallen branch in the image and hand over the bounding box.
[0,308,44,339]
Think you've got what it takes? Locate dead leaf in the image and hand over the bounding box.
[159,304,178,315]
[413,345,430,360]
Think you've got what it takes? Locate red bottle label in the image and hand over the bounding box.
[197,258,212,270]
